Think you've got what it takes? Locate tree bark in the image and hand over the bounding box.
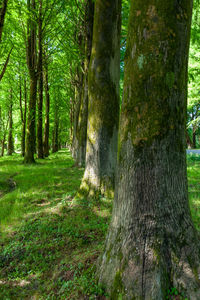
[52,105,59,153]
[192,127,196,149]
[43,62,50,157]
[37,0,44,159]
[0,106,8,157]
[71,69,83,160]
[0,47,13,82]
[0,0,8,43]
[72,0,94,167]
[19,78,27,157]
[186,130,193,149]
[98,1,200,299]
[24,0,37,163]
[79,0,121,198]
[7,95,14,156]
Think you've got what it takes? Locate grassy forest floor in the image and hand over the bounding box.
[0,149,200,299]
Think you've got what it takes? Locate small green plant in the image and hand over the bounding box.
[166,287,188,300]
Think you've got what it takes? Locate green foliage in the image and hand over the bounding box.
[166,287,188,300]
[187,0,200,145]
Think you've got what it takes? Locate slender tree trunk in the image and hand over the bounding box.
[186,130,193,149]
[20,79,27,157]
[98,1,200,299]
[79,0,121,198]
[52,106,59,153]
[70,97,74,140]
[37,0,44,159]
[24,0,37,163]
[7,97,14,156]
[71,70,83,159]
[0,0,8,43]
[192,127,196,149]
[0,106,8,157]
[43,63,50,157]
[0,47,13,82]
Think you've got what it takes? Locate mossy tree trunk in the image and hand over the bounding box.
[43,61,50,157]
[73,0,94,167]
[79,0,121,198]
[37,0,44,159]
[24,0,38,164]
[7,96,14,156]
[98,1,200,299]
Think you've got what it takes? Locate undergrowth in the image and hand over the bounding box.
[0,150,110,299]
[0,150,199,299]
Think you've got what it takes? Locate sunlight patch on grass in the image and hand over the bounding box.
[0,151,199,299]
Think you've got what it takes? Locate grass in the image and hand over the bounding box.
[0,149,199,299]
[0,149,110,299]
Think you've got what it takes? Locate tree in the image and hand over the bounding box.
[98,1,200,299]
[7,89,14,155]
[24,0,38,163]
[72,0,94,167]
[37,0,44,158]
[79,0,121,198]
[0,0,8,43]
[43,59,50,157]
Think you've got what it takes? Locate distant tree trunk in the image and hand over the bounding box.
[7,95,14,156]
[98,1,200,299]
[71,69,83,160]
[186,130,193,149]
[0,106,8,157]
[0,0,8,43]
[37,0,44,159]
[43,62,50,157]
[24,0,37,163]
[19,79,27,157]
[0,47,13,82]
[52,106,59,153]
[192,127,196,149]
[70,97,74,140]
[79,0,121,197]
[77,1,94,167]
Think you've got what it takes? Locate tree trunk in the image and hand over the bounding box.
[0,106,8,157]
[71,69,83,160]
[37,0,44,159]
[7,99,14,156]
[43,62,50,157]
[192,127,196,149]
[73,1,94,167]
[186,130,193,149]
[22,79,27,157]
[98,1,200,299]
[0,0,8,43]
[24,0,37,163]
[19,77,27,157]
[52,106,59,153]
[79,0,121,198]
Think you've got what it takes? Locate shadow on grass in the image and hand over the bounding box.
[0,149,111,299]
